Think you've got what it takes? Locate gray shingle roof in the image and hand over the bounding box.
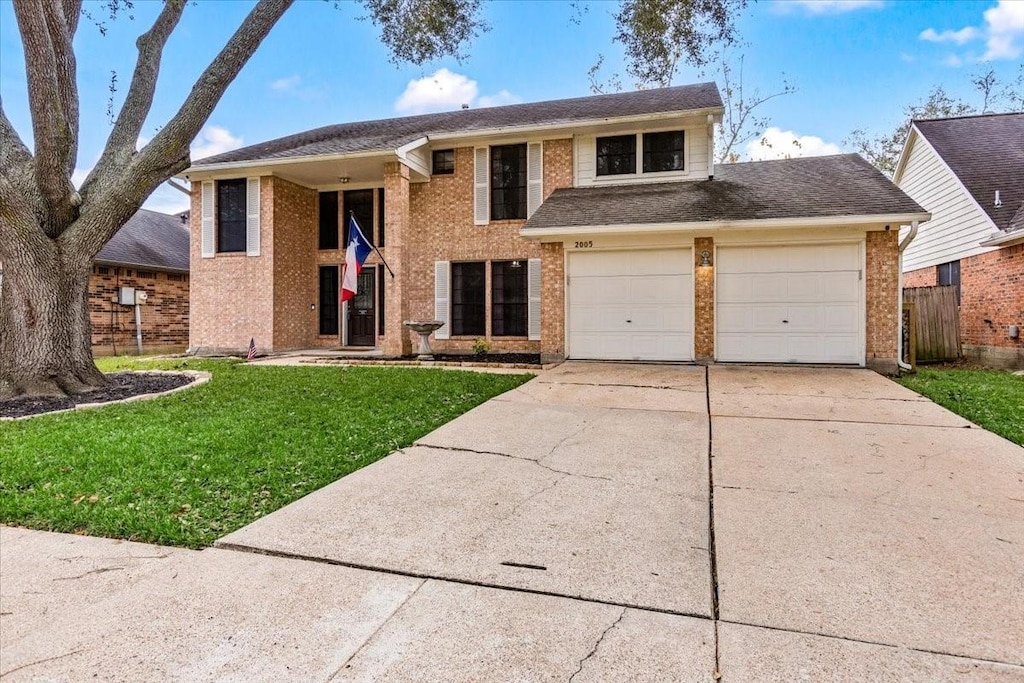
[524,154,926,230]
[96,209,190,272]
[192,83,723,166]
[914,113,1024,233]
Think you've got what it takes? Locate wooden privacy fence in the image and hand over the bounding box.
[903,286,961,363]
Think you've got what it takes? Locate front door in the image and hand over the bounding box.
[347,270,376,346]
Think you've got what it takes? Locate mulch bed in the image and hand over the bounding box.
[406,353,542,365]
[0,372,195,419]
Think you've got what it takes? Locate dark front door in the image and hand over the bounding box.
[347,270,376,346]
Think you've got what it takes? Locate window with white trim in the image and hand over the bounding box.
[217,179,247,253]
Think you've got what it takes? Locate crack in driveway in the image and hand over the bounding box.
[568,607,626,682]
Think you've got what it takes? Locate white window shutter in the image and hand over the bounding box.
[474,147,489,225]
[200,181,215,258]
[246,177,261,256]
[527,258,542,341]
[434,260,451,340]
[527,142,543,218]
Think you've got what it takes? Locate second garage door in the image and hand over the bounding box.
[716,243,863,364]
[568,248,693,361]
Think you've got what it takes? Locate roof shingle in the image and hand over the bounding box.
[524,154,926,230]
[97,209,190,272]
[192,83,723,166]
[913,112,1024,233]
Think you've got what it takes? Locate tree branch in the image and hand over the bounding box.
[89,0,185,190]
[68,0,294,257]
[0,102,48,256]
[63,0,82,39]
[12,0,78,236]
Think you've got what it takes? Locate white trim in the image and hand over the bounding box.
[979,230,1024,247]
[246,177,261,256]
[184,149,395,176]
[527,258,542,341]
[473,147,489,226]
[395,137,430,177]
[527,142,543,218]
[434,261,451,339]
[521,213,931,240]
[200,180,215,258]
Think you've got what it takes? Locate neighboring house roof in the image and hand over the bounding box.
[191,83,724,167]
[524,154,927,231]
[96,209,190,272]
[912,113,1024,234]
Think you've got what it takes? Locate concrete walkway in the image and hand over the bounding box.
[2,363,1022,681]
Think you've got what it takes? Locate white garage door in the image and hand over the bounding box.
[717,243,863,364]
[568,249,693,361]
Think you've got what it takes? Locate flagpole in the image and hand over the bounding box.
[350,211,395,279]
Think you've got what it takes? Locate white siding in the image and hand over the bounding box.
[575,124,710,187]
[898,133,996,272]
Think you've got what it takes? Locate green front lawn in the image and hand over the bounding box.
[896,367,1024,446]
[0,358,532,547]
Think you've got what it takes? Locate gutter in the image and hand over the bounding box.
[896,220,919,372]
[979,230,1024,248]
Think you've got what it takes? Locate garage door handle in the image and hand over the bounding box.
[626,319,632,323]
[782,320,789,323]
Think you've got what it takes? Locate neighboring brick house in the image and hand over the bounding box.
[183,83,928,372]
[895,113,1023,369]
[90,209,190,355]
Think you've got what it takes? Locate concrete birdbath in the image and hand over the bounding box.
[404,320,445,360]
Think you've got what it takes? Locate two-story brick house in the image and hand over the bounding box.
[184,83,927,372]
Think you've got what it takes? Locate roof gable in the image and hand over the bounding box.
[913,113,1024,233]
[191,83,723,167]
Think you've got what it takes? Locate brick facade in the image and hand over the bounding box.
[904,244,1023,367]
[693,237,714,360]
[190,139,903,368]
[89,265,189,355]
[865,230,900,372]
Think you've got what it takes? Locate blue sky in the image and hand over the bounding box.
[1,0,1021,214]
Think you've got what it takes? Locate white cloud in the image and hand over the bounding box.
[918,1,1023,63]
[191,126,243,161]
[476,90,522,108]
[919,27,981,45]
[745,127,843,162]
[270,74,302,93]
[941,54,964,67]
[395,68,478,114]
[982,0,1024,60]
[394,69,520,114]
[778,0,883,15]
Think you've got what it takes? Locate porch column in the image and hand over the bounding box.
[381,161,413,356]
[694,236,715,362]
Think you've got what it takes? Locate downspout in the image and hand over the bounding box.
[896,220,919,372]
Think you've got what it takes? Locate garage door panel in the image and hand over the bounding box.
[568,249,693,362]
[716,244,863,365]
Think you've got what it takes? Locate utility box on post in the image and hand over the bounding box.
[118,286,136,306]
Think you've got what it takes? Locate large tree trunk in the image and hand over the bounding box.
[0,231,106,399]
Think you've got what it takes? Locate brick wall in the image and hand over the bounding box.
[189,177,275,353]
[271,177,318,349]
[89,266,189,355]
[960,244,1023,350]
[865,230,899,371]
[693,237,714,360]
[902,266,936,288]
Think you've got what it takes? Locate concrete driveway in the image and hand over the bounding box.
[2,363,1022,681]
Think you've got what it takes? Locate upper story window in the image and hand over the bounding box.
[343,189,375,246]
[432,149,455,175]
[596,135,637,176]
[217,178,247,253]
[319,191,339,250]
[490,144,527,220]
[643,131,685,173]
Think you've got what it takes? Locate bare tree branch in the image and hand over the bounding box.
[88,0,186,193]
[12,0,78,236]
[716,55,793,163]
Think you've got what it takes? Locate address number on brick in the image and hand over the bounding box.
[574,241,594,249]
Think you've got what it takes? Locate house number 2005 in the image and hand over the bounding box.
[574,241,594,249]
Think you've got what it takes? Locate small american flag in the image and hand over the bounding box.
[247,338,257,361]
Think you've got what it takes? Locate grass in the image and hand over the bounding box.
[0,358,532,548]
[896,367,1024,446]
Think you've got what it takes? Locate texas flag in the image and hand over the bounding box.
[341,215,373,302]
